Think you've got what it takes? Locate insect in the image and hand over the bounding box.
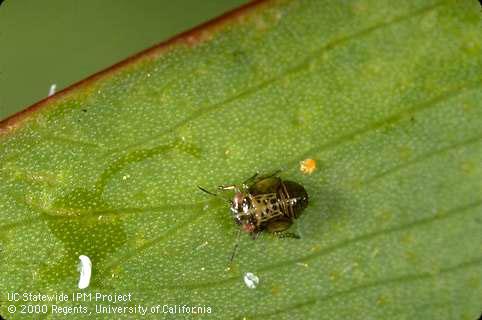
[199,172,309,264]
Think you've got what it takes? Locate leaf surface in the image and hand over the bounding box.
[1,0,481,319]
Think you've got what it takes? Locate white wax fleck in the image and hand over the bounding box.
[78,255,92,289]
[243,272,259,289]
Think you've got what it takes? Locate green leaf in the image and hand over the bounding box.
[1,0,481,319]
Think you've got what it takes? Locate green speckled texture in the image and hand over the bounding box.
[1,0,481,319]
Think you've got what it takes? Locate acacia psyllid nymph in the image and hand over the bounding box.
[199,172,308,264]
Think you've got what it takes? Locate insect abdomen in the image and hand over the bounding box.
[279,180,309,219]
[252,193,282,224]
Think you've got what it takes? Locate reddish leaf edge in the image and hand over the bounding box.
[0,0,269,136]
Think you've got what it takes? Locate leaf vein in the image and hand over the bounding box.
[282,82,482,171]
[242,257,482,319]
[362,134,482,185]
[107,0,448,153]
[165,199,482,290]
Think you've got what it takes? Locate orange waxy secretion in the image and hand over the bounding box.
[299,158,316,174]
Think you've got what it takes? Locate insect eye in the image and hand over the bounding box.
[233,193,244,207]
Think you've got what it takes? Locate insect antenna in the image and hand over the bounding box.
[197,185,231,203]
[228,228,242,267]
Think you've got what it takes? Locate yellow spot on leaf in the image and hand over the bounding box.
[460,160,476,175]
[376,294,388,305]
[271,286,281,295]
[300,158,316,174]
[329,271,339,281]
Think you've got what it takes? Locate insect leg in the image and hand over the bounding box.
[273,232,300,239]
[242,172,259,187]
[218,184,240,192]
[262,169,282,179]
[228,228,242,267]
[198,186,231,203]
[251,231,261,240]
[198,186,218,197]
